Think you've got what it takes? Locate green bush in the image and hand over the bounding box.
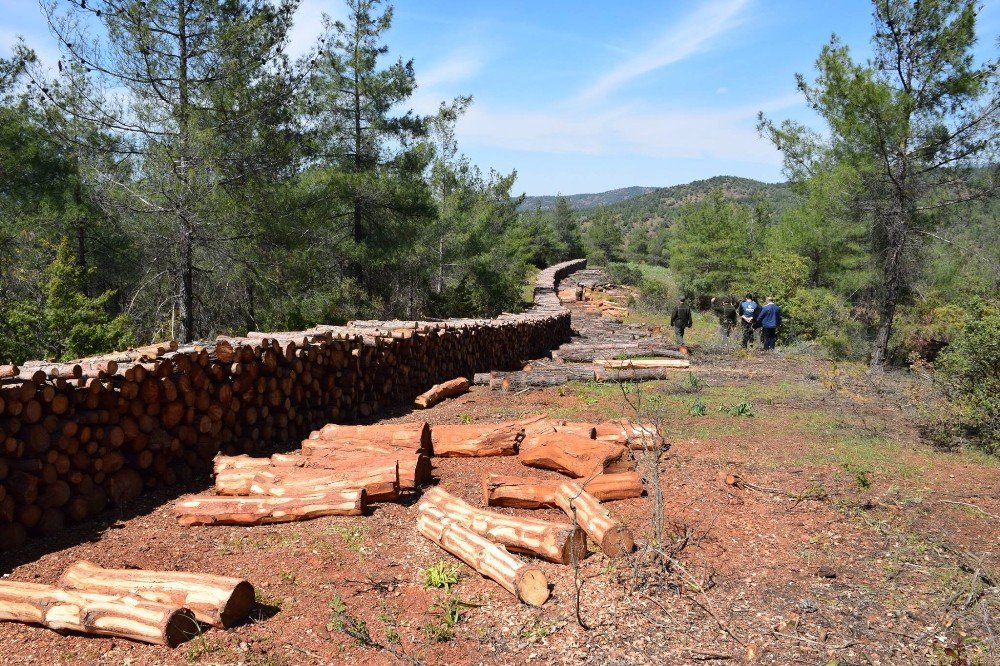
[607,262,643,286]
[935,304,1000,454]
[782,287,863,359]
[637,277,680,314]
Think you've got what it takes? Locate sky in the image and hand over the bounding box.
[2,0,998,196]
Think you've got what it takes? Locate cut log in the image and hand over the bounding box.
[59,560,253,629]
[594,358,690,369]
[482,472,645,509]
[249,465,399,502]
[306,422,431,454]
[0,580,197,646]
[416,503,549,606]
[414,377,470,408]
[594,420,664,450]
[294,448,431,489]
[213,455,273,495]
[431,422,524,458]
[519,432,632,478]
[175,490,365,526]
[553,481,634,558]
[420,487,585,564]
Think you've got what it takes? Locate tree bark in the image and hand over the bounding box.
[553,481,634,558]
[519,432,631,478]
[431,421,524,457]
[0,580,198,646]
[416,503,549,606]
[420,487,585,564]
[175,489,365,525]
[482,472,645,508]
[58,560,254,629]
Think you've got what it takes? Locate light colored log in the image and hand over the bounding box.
[594,420,664,450]
[420,487,585,564]
[416,504,549,606]
[554,481,634,558]
[0,580,197,646]
[175,490,365,526]
[414,377,470,409]
[249,465,399,502]
[59,560,253,629]
[594,358,690,369]
[519,432,632,478]
[431,421,523,458]
[482,472,645,508]
[306,422,431,454]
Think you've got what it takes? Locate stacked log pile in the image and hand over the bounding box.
[0,260,586,546]
[0,560,253,645]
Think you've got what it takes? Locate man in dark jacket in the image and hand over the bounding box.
[669,297,693,345]
[757,296,782,350]
[737,293,759,349]
[711,296,738,346]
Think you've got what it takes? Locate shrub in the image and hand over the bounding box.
[935,304,1000,454]
[607,262,643,286]
[782,287,863,359]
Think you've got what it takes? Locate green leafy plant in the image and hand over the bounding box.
[721,401,756,417]
[689,398,707,417]
[422,596,477,643]
[421,561,460,592]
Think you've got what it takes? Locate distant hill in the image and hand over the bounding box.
[579,176,799,229]
[519,186,657,211]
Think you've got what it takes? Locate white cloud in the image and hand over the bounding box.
[576,0,750,103]
[716,86,729,94]
[419,52,482,89]
[456,93,801,165]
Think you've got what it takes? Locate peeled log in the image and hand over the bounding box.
[414,377,470,409]
[249,465,399,502]
[293,449,431,489]
[416,504,549,606]
[594,366,685,382]
[420,487,585,564]
[554,481,634,558]
[519,432,632,478]
[175,490,365,526]
[594,420,664,450]
[431,422,524,458]
[482,472,645,509]
[0,580,197,646]
[307,422,431,454]
[59,560,254,629]
[213,455,273,495]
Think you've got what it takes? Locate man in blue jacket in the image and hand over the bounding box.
[757,296,782,351]
[737,293,759,349]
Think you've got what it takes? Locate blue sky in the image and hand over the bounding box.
[3,0,998,195]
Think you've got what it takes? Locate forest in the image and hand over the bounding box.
[1,0,998,451]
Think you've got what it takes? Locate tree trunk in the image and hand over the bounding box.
[0,580,198,646]
[431,421,524,457]
[175,490,365,525]
[414,377,470,408]
[553,481,635,558]
[420,487,585,564]
[519,432,632,478]
[248,465,399,502]
[482,472,644,508]
[416,503,549,606]
[306,422,431,453]
[58,560,253,629]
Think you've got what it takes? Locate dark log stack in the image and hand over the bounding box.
[0,260,586,546]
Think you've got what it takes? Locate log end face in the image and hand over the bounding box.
[601,526,635,559]
[560,527,589,565]
[515,568,550,607]
[163,607,200,647]
[218,580,255,628]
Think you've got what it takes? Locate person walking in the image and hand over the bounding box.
[757,296,782,351]
[669,297,693,346]
[737,293,760,349]
[711,296,738,346]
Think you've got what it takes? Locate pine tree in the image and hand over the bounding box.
[552,195,582,259]
[759,0,999,368]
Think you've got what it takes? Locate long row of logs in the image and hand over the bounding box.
[0,260,587,546]
[0,560,253,645]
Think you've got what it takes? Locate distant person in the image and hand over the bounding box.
[711,296,738,346]
[738,293,760,349]
[757,296,782,351]
[669,297,693,345]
